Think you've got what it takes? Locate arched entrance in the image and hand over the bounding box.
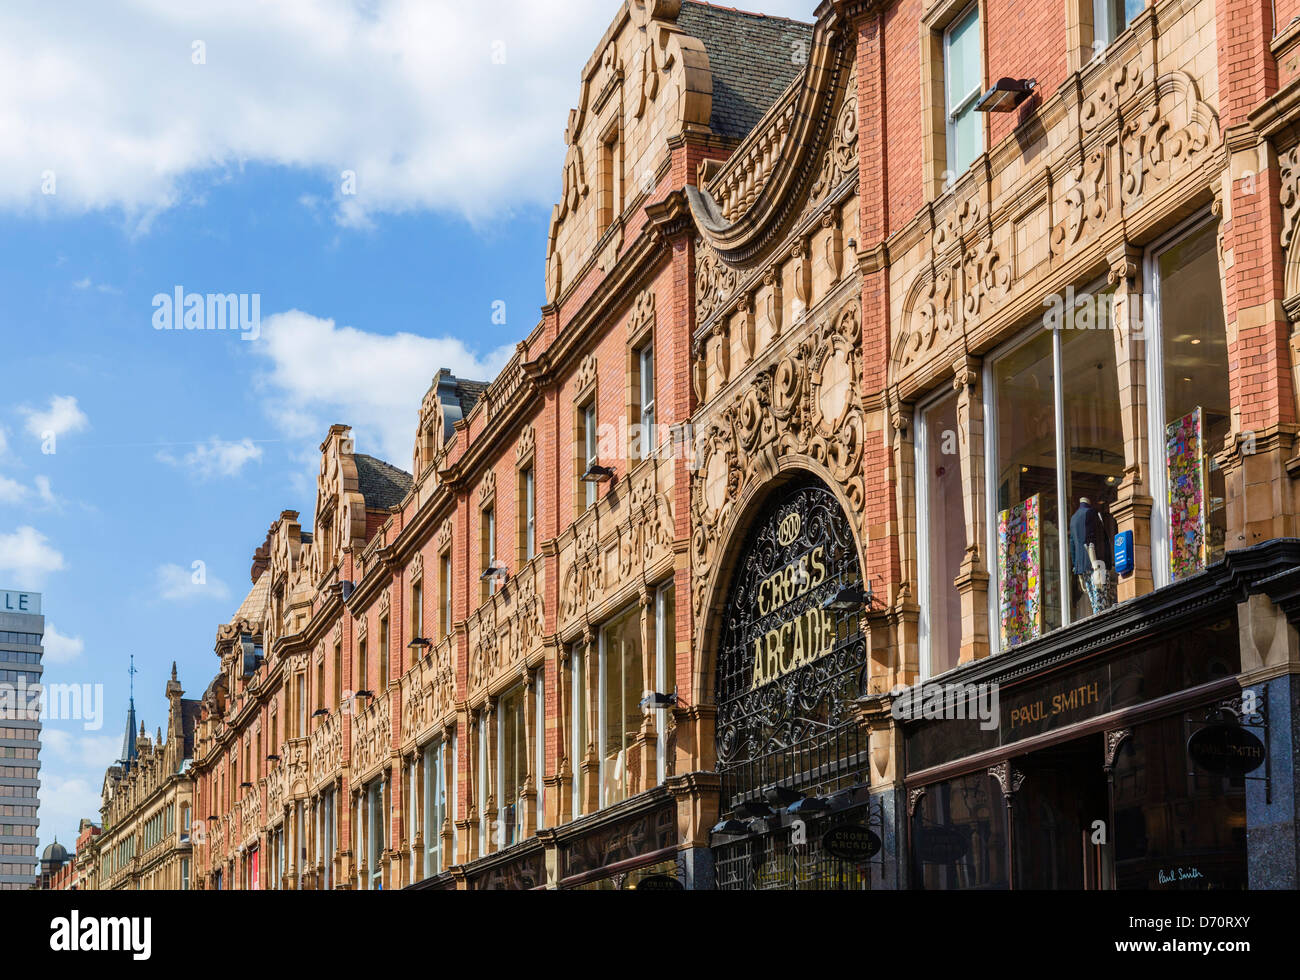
[709,474,876,889]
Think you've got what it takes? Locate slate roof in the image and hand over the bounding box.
[677,1,814,142]
[180,698,202,760]
[355,453,414,511]
[453,379,489,418]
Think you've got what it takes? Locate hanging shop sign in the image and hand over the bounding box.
[1187,723,1266,777]
[630,873,683,890]
[821,824,882,862]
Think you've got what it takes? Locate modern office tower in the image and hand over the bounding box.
[0,590,41,890]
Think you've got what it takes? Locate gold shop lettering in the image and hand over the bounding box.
[1008,681,1100,729]
[750,546,832,690]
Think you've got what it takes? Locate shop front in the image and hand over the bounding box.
[707,475,885,890]
[903,592,1253,890]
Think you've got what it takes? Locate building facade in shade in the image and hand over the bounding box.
[107,0,1300,890]
[92,665,199,890]
[0,589,42,891]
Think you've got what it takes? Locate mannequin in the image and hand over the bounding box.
[1069,496,1114,616]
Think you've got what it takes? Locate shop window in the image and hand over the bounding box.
[423,738,446,877]
[571,644,586,820]
[918,389,966,677]
[366,780,384,889]
[535,671,546,831]
[498,685,528,847]
[600,606,645,807]
[912,771,1009,890]
[1112,712,1247,889]
[943,4,982,182]
[991,330,1062,645]
[1062,313,1122,621]
[654,584,676,785]
[984,281,1127,652]
[477,714,488,856]
[1153,221,1230,580]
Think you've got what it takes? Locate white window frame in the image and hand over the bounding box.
[524,467,536,561]
[570,644,584,819]
[477,715,488,855]
[639,343,656,455]
[584,402,598,510]
[943,3,983,184]
[535,670,546,831]
[1144,210,1220,593]
[654,583,673,786]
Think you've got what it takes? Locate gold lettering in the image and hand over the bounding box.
[810,546,825,587]
[779,622,794,675]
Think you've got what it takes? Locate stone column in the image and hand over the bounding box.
[1108,244,1154,602]
[581,630,600,815]
[953,355,989,664]
[636,588,658,793]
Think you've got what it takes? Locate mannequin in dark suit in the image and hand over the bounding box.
[1069,497,1114,615]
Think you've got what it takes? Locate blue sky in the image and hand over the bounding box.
[0,0,813,857]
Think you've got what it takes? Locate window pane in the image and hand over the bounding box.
[1160,223,1229,575]
[1062,306,1123,620]
[946,7,980,110]
[923,390,965,675]
[500,687,527,845]
[602,608,643,807]
[949,106,980,177]
[994,331,1061,645]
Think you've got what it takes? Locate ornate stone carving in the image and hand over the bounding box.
[401,638,457,741]
[575,353,599,394]
[806,87,858,210]
[695,240,738,324]
[479,470,496,507]
[308,710,342,789]
[378,587,391,619]
[690,299,865,629]
[516,425,536,464]
[437,517,453,551]
[560,520,604,624]
[629,287,655,339]
[352,694,391,781]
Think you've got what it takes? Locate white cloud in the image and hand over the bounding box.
[42,730,120,770]
[33,768,108,851]
[0,475,26,504]
[0,526,65,586]
[41,624,85,664]
[159,437,263,479]
[21,395,89,440]
[0,427,7,460]
[33,475,55,505]
[153,562,231,603]
[252,309,512,466]
[0,0,660,225]
[0,1,822,226]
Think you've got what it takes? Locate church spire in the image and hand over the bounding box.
[118,656,139,773]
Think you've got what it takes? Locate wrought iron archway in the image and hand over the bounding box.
[711,476,872,889]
